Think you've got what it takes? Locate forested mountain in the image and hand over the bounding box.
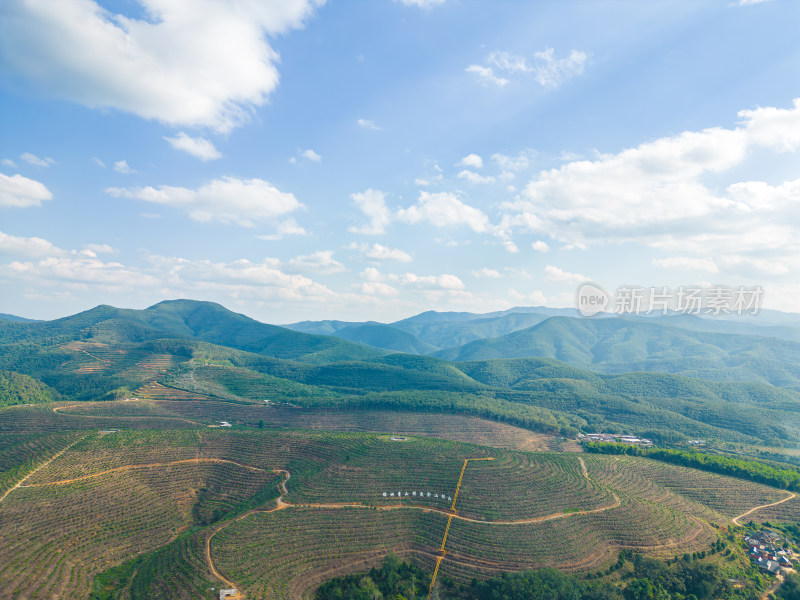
[6,299,800,445]
[434,316,800,387]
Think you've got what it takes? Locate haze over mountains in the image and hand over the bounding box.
[3,299,800,447]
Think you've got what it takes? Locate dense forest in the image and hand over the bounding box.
[584,442,800,491]
[317,549,768,600]
[0,369,57,407]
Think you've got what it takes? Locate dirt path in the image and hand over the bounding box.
[51,402,201,426]
[0,434,89,504]
[18,457,269,487]
[732,491,796,526]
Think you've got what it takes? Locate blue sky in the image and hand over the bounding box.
[1,0,799,323]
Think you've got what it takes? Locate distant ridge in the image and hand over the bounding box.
[0,313,39,322]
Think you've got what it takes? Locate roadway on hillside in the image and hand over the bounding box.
[732,491,797,526]
[12,452,786,600]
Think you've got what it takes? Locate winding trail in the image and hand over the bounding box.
[732,491,796,526]
[18,458,270,488]
[19,449,791,598]
[51,402,201,426]
[0,434,89,504]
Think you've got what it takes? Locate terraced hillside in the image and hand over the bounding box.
[0,425,790,600]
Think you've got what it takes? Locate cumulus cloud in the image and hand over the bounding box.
[301,149,321,162]
[356,281,399,296]
[113,160,133,174]
[0,173,53,208]
[349,189,391,235]
[394,0,446,8]
[350,242,412,262]
[84,243,115,255]
[492,151,534,172]
[457,170,496,185]
[0,231,62,257]
[287,250,345,274]
[472,268,501,278]
[509,289,548,305]
[391,272,465,291]
[0,0,323,132]
[164,132,222,161]
[653,257,720,273]
[468,48,587,89]
[500,99,800,264]
[531,240,550,252]
[465,64,509,87]
[144,255,335,301]
[7,254,159,288]
[357,118,381,131]
[257,219,308,240]
[106,176,302,227]
[20,152,54,167]
[396,191,491,233]
[544,265,587,284]
[458,154,484,169]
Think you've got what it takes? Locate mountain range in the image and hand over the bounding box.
[3,299,800,447]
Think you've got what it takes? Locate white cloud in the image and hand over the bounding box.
[457,170,496,185]
[472,268,501,278]
[465,64,509,87]
[0,0,324,132]
[397,191,490,233]
[84,243,115,255]
[7,254,159,288]
[0,173,53,208]
[301,149,322,162]
[144,255,335,301]
[392,272,465,291]
[469,48,587,89]
[544,265,587,284]
[2,159,17,168]
[106,176,302,227]
[394,0,446,8]
[164,132,222,161]
[531,241,550,252]
[349,189,391,235]
[92,157,105,168]
[509,288,548,305]
[356,281,399,296]
[113,160,133,174]
[0,231,62,257]
[20,152,54,167]
[458,154,484,169]
[736,0,771,5]
[653,257,720,273]
[501,99,800,260]
[527,48,588,89]
[492,151,534,172]
[350,242,412,262]
[257,219,308,241]
[357,118,381,131]
[360,267,384,281]
[287,250,345,274]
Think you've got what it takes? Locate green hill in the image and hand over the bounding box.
[393,312,550,350]
[0,370,57,407]
[0,300,383,364]
[332,323,439,354]
[436,316,800,387]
